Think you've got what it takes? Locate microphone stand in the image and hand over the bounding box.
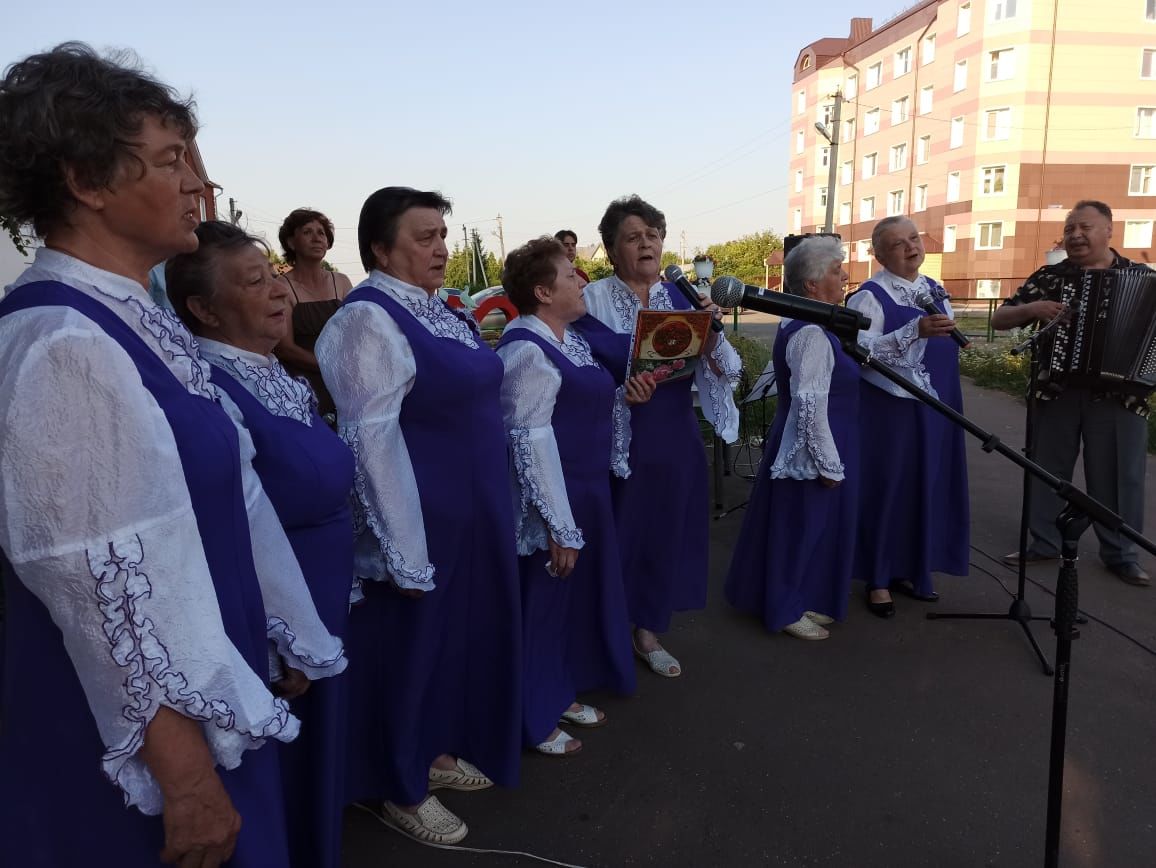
[830,324,1156,868]
[926,312,1072,675]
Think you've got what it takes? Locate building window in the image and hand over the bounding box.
[888,190,905,216]
[857,239,872,261]
[947,172,961,202]
[793,209,803,233]
[958,2,972,35]
[865,108,881,135]
[892,97,910,125]
[980,165,1007,195]
[842,242,851,261]
[889,143,908,172]
[917,134,932,164]
[818,186,829,208]
[840,201,852,224]
[922,34,937,65]
[1149,0,1155,21]
[820,146,831,169]
[198,197,208,222]
[795,170,804,193]
[1136,107,1156,138]
[819,103,835,126]
[796,130,805,153]
[977,221,1004,249]
[920,85,934,115]
[944,224,958,253]
[950,116,966,148]
[866,62,883,89]
[1143,49,1155,79]
[991,0,1018,21]
[863,152,878,179]
[845,74,858,99]
[985,108,1012,140]
[801,55,812,70]
[842,117,856,142]
[915,184,929,212]
[1130,164,1155,195]
[988,48,1016,81]
[895,47,912,77]
[976,279,1002,298]
[1124,220,1154,247]
[796,91,806,114]
[954,59,968,92]
[860,196,876,221]
[841,160,854,185]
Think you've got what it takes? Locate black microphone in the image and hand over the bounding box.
[663,264,724,333]
[710,275,871,336]
[912,290,970,349]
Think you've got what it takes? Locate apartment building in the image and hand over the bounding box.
[789,0,1156,297]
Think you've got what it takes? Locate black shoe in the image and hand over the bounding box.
[1109,563,1151,587]
[1002,548,1059,566]
[893,582,939,603]
[865,592,895,619]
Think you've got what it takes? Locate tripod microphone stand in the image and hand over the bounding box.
[926,314,1071,675]
[828,326,1156,868]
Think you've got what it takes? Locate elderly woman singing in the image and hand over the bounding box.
[496,237,653,757]
[724,237,859,640]
[0,44,342,867]
[316,187,521,845]
[167,221,355,868]
[577,195,741,677]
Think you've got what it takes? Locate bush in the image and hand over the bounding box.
[728,333,773,403]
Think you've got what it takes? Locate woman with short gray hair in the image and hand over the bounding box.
[725,237,860,640]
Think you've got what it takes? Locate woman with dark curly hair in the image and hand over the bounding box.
[496,237,652,757]
[0,44,342,867]
[576,195,741,678]
[273,207,352,420]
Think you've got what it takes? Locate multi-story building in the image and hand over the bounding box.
[790,0,1156,297]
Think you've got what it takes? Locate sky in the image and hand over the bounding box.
[2,0,887,273]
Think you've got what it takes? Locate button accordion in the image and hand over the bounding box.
[1038,267,1156,410]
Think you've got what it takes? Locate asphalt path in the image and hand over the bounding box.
[343,331,1156,868]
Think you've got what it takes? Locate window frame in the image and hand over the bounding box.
[954,59,969,92]
[947,171,962,203]
[1123,219,1154,248]
[976,221,1005,250]
[950,116,966,149]
[979,164,1008,196]
[983,107,1013,141]
[1129,163,1155,195]
[860,196,876,221]
[862,151,878,179]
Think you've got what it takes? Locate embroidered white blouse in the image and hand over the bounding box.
[846,269,956,400]
[581,275,743,467]
[0,249,346,815]
[315,270,483,593]
[198,338,317,425]
[496,315,608,555]
[769,323,845,481]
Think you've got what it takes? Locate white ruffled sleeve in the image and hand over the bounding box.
[316,300,436,592]
[695,332,742,443]
[610,385,633,478]
[846,288,935,399]
[769,325,844,481]
[0,318,299,816]
[497,339,585,556]
[216,389,347,681]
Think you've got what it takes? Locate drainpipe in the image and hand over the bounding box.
[1031,0,1062,276]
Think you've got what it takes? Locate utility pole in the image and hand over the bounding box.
[680,230,687,263]
[228,197,242,226]
[815,89,842,234]
[494,214,506,262]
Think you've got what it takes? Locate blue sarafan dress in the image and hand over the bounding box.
[576,277,741,634]
[317,270,522,807]
[204,340,354,868]
[846,271,970,596]
[496,316,635,746]
[725,320,861,630]
[0,251,345,867]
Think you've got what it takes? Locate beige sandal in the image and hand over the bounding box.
[632,638,682,678]
[428,758,493,792]
[535,729,582,756]
[381,795,468,845]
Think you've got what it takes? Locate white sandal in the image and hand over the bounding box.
[783,616,830,640]
[381,795,468,845]
[428,758,493,792]
[804,611,834,626]
[535,729,582,756]
[560,704,606,728]
[632,639,682,678]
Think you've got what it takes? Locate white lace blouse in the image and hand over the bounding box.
[315,270,482,593]
[846,269,956,400]
[496,315,606,555]
[769,324,845,481]
[198,338,317,425]
[581,275,743,465]
[0,249,347,815]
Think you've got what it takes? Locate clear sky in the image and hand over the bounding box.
[3,0,881,272]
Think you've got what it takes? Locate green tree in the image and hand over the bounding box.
[701,230,783,289]
[2,214,29,255]
[660,251,681,271]
[444,244,502,292]
[575,256,613,281]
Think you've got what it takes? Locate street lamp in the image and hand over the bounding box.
[812,91,842,235]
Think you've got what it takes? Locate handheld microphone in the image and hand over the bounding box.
[710,275,871,336]
[912,290,970,348]
[663,264,724,333]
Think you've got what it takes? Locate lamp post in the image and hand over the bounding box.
[814,89,842,235]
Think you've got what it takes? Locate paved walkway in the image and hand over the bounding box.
[344,376,1156,868]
